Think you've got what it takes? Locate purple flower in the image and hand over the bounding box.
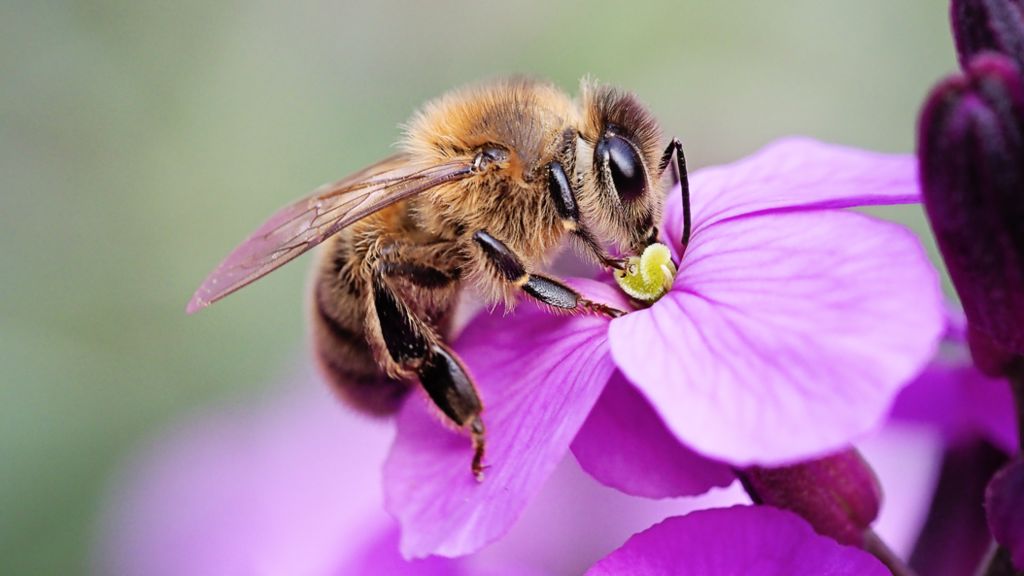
[880,314,1020,575]
[585,505,889,576]
[856,425,944,557]
[889,313,1019,454]
[94,369,753,575]
[93,366,939,575]
[385,137,945,558]
[95,372,399,576]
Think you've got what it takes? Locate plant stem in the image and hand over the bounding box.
[864,529,918,576]
[976,357,1024,576]
[978,545,1024,576]
[909,441,1004,574]
[1010,362,1024,453]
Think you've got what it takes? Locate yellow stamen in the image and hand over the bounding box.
[613,243,677,303]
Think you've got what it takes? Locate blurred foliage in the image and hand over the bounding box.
[0,1,955,573]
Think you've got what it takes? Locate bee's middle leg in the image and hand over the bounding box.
[472,230,625,318]
[370,258,487,479]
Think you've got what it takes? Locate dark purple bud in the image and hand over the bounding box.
[919,54,1024,364]
[951,0,1024,68]
[741,449,881,546]
[970,323,1021,376]
[986,457,1024,570]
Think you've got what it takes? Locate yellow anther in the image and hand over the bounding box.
[613,243,677,303]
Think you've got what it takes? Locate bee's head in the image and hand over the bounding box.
[576,80,665,255]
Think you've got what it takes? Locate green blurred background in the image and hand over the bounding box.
[1,1,956,573]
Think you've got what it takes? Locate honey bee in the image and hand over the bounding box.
[187,77,691,479]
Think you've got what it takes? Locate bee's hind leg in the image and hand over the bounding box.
[417,342,487,478]
[370,269,487,480]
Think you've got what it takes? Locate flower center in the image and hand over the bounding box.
[613,242,677,303]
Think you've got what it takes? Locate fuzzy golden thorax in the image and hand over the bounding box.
[402,78,584,306]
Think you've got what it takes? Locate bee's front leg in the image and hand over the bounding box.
[547,160,627,271]
[471,230,625,318]
[369,266,487,480]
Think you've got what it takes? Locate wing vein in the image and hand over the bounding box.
[186,155,477,313]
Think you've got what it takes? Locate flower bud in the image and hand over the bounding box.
[951,0,1024,68]
[969,323,1020,376]
[985,456,1024,570]
[919,54,1024,363]
[741,449,881,546]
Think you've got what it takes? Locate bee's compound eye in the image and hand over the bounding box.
[596,136,646,202]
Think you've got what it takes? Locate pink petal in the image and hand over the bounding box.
[97,365,744,576]
[338,528,483,576]
[585,505,889,576]
[610,210,944,464]
[571,372,735,498]
[662,138,918,253]
[857,424,944,559]
[95,373,397,576]
[477,455,749,574]
[889,349,1018,454]
[891,311,1018,453]
[384,280,621,558]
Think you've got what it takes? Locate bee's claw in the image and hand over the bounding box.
[581,299,626,319]
[471,417,487,482]
[472,462,491,482]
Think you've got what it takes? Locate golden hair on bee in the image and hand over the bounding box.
[186,76,692,480]
[576,78,666,253]
[397,78,584,310]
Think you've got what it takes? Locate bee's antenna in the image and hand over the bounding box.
[657,138,691,257]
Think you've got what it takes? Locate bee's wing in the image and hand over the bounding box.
[187,154,476,313]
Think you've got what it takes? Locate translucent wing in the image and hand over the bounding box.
[187,154,475,313]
